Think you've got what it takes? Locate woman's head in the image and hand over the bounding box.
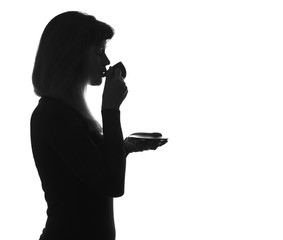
[32,11,114,98]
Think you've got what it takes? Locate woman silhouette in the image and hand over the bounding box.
[30,11,165,240]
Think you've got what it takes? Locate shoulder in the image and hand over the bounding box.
[31,97,86,130]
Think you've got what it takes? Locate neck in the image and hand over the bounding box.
[60,87,102,133]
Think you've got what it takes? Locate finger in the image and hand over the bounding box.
[105,67,114,85]
[135,140,146,152]
[105,67,113,78]
[136,139,151,151]
[149,140,161,150]
[158,140,168,147]
[139,140,154,150]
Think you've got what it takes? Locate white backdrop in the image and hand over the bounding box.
[0,0,283,239]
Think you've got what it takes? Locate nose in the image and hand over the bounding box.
[104,55,110,66]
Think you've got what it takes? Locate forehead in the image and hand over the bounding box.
[90,41,106,51]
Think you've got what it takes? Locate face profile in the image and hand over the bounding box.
[86,42,110,86]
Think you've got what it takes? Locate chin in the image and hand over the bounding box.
[89,77,103,86]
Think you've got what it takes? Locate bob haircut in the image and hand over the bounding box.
[32,11,114,98]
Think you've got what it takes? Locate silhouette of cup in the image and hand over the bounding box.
[112,62,127,78]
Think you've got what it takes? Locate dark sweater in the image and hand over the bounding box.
[30,97,126,240]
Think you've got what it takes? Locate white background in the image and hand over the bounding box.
[0,0,283,239]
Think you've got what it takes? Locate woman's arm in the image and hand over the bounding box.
[101,109,126,197]
[36,104,126,198]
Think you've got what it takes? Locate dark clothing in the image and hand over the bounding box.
[30,97,126,240]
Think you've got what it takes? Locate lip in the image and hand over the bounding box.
[101,68,107,77]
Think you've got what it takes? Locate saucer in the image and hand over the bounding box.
[128,132,168,141]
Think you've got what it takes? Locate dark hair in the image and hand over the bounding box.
[32,11,114,97]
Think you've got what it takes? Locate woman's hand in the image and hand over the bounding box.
[124,137,168,155]
[102,67,128,110]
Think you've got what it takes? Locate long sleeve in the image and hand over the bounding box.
[101,109,126,197]
[31,98,126,198]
